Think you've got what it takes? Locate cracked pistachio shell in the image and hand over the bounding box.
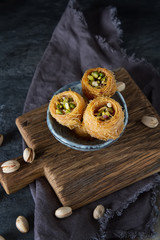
[1,160,20,173]
[23,147,35,163]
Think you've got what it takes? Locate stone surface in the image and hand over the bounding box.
[0,0,160,239]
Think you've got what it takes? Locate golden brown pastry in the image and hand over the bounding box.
[73,122,92,139]
[81,67,117,99]
[49,90,86,130]
[83,96,124,141]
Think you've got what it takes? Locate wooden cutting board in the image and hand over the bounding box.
[0,68,160,210]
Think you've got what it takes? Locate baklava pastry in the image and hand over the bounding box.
[73,122,92,139]
[49,90,86,130]
[81,67,117,99]
[83,97,124,141]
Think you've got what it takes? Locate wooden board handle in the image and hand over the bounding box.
[0,156,44,194]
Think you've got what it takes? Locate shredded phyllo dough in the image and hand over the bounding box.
[83,97,124,141]
[49,90,86,129]
[81,67,117,99]
[49,67,125,141]
[73,122,91,139]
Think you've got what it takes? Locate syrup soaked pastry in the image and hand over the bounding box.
[83,97,124,141]
[49,90,86,129]
[81,67,117,99]
[73,122,92,139]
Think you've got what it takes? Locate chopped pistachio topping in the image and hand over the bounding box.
[56,97,76,115]
[94,103,115,121]
[88,75,94,81]
[91,71,99,78]
[87,71,107,88]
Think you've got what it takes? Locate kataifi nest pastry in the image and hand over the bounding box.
[49,90,86,130]
[81,67,117,99]
[83,96,124,141]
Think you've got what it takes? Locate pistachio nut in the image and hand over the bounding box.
[93,204,105,220]
[16,216,29,233]
[141,116,159,128]
[116,81,126,92]
[0,235,6,240]
[1,160,20,174]
[23,147,35,163]
[55,206,72,218]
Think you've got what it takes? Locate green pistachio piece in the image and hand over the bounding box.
[105,111,110,117]
[65,109,71,113]
[108,107,113,113]
[91,71,99,78]
[63,97,69,104]
[88,75,94,81]
[99,72,104,77]
[98,76,101,80]
[64,102,69,109]
[56,109,63,115]
[94,112,102,117]
[70,103,76,109]
[101,77,106,82]
[68,98,73,102]
[98,106,107,112]
[56,104,61,109]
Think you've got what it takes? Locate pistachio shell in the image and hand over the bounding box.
[23,147,35,163]
[0,235,6,240]
[88,75,94,81]
[93,205,105,220]
[16,216,29,233]
[141,116,159,128]
[116,81,126,92]
[55,206,72,218]
[1,160,20,173]
[0,134,3,146]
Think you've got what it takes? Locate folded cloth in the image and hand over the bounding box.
[23,0,160,239]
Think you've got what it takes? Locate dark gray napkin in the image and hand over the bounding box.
[23,0,160,239]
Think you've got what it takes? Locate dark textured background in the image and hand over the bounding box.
[0,0,160,239]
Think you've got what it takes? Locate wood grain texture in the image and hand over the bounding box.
[0,68,160,210]
[0,156,44,194]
